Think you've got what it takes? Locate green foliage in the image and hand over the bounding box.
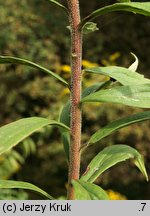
[0,56,68,86]
[88,111,150,145]
[81,145,148,183]
[0,117,69,155]
[0,150,24,179]
[81,2,150,27]
[0,189,28,200]
[0,180,54,199]
[82,22,99,34]
[46,0,68,12]
[72,180,109,200]
[81,84,150,108]
[0,138,37,182]
[84,66,150,86]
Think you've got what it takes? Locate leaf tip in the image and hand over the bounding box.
[128,52,139,72]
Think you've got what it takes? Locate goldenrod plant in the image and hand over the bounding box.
[0,0,150,200]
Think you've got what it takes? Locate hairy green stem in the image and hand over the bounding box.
[66,0,82,200]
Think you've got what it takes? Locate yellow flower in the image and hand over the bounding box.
[101,59,109,66]
[104,76,110,81]
[61,65,71,73]
[0,156,5,162]
[82,60,99,68]
[107,189,127,200]
[109,52,120,62]
[101,52,120,66]
[60,88,70,97]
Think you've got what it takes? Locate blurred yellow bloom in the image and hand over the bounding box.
[60,88,70,97]
[82,60,91,68]
[0,156,5,162]
[109,52,120,62]
[101,59,109,66]
[61,65,71,73]
[101,52,120,66]
[82,60,99,68]
[91,102,101,107]
[104,76,110,81]
[107,189,127,200]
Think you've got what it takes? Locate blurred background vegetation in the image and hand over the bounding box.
[0,0,150,199]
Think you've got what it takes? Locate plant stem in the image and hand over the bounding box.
[66,0,82,200]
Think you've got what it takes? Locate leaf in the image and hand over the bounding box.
[60,101,71,128]
[82,22,99,34]
[72,180,109,200]
[84,66,150,86]
[82,81,111,98]
[128,52,139,72]
[59,82,109,158]
[0,56,68,86]
[46,0,68,13]
[0,180,54,199]
[59,101,71,160]
[61,131,70,159]
[81,145,148,183]
[80,2,150,27]
[0,117,69,155]
[89,110,150,144]
[81,84,150,108]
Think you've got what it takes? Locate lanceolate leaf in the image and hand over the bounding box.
[0,180,54,199]
[72,180,109,200]
[84,66,150,86]
[0,56,68,86]
[82,81,111,98]
[81,84,150,108]
[81,145,148,183]
[89,111,150,144]
[47,0,68,13]
[81,2,150,27]
[0,117,69,155]
[60,101,71,128]
[59,101,71,160]
[61,131,70,159]
[59,82,110,158]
